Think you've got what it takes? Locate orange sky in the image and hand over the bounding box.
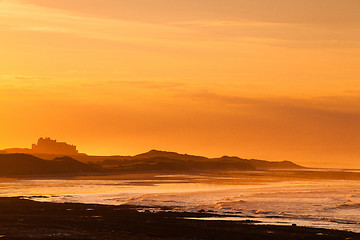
[0,0,359,168]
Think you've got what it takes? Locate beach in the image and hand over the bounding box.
[1,171,360,234]
[0,197,359,240]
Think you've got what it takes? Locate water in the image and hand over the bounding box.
[0,172,359,233]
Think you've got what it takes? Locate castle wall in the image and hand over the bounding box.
[31,138,79,155]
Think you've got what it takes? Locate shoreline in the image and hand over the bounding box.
[0,197,359,240]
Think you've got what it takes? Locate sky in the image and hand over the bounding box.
[0,0,359,167]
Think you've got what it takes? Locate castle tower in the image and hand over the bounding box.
[31,137,79,155]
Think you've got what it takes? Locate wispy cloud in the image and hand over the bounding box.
[0,74,57,83]
[106,80,186,90]
[187,91,360,115]
[0,74,85,92]
[1,1,356,50]
[0,1,192,47]
[13,75,57,80]
[168,20,286,28]
[2,0,359,49]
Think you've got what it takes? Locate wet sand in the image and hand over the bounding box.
[0,198,359,239]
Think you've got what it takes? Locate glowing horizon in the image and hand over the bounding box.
[1,0,360,168]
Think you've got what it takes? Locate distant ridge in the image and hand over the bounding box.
[133,150,208,161]
[1,139,305,175]
[0,154,98,176]
[100,149,304,172]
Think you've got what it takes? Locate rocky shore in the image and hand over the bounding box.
[0,197,358,240]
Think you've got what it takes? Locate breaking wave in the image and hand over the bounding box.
[336,200,360,209]
[212,196,246,210]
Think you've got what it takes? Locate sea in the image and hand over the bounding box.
[1,170,359,233]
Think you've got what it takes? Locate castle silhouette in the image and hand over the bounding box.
[32,137,78,155]
[3,137,79,155]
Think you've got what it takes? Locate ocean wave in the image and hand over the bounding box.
[123,195,161,205]
[277,212,292,216]
[336,200,360,209]
[345,193,360,199]
[213,201,246,210]
[253,210,274,215]
[212,197,246,210]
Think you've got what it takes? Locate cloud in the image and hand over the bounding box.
[0,74,60,84]
[17,0,360,26]
[13,75,57,80]
[183,91,360,155]
[106,80,186,90]
[167,20,286,28]
[187,91,360,116]
[3,0,360,49]
[0,1,191,47]
[0,75,87,100]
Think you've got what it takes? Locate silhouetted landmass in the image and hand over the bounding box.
[0,152,304,177]
[100,150,304,172]
[112,156,256,172]
[216,156,302,170]
[0,150,303,176]
[133,150,209,161]
[2,152,359,180]
[1,151,360,180]
[1,139,305,175]
[0,154,99,176]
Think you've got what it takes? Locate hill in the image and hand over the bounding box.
[0,150,304,176]
[1,138,304,173]
[100,150,304,172]
[0,154,100,176]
